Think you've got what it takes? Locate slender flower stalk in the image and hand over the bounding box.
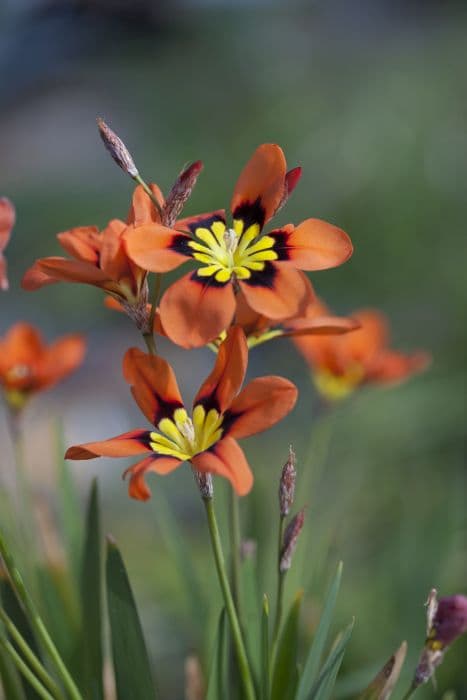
[0,639,57,700]
[0,531,83,700]
[230,489,243,617]
[201,494,256,700]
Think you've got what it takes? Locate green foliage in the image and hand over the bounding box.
[271,590,303,700]
[355,641,407,700]
[206,609,228,700]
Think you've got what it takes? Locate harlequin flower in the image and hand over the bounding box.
[0,322,86,412]
[293,302,430,400]
[65,327,298,500]
[0,198,15,291]
[124,144,353,348]
[412,591,467,687]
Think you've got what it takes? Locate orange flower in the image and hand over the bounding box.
[124,144,353,347]
[0,322,86,411]
[0,198,15,291]
[293,302,430,400]
[65,327,298,500]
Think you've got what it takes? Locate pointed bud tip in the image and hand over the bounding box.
[97,117,139,178]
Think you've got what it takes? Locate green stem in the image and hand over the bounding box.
[272,515,286,650]
[0,639,56,700]
[203,497,256,700]
[0,532,83,700]
[142,332,157,356]
[229,489,242,617]
[0,609,63,699]
[142,273,162,356]
[401,685,418,700]
[133,174,163,218]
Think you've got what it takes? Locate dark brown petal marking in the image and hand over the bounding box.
[169,234,197,257]
[189,269,230,288]
[268,230,292,261]
[185,213,226,235]
[232,197,266,231]
[239,261,277,288]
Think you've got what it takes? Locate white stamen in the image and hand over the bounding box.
[223,228,238,255]
[179,417,195,444]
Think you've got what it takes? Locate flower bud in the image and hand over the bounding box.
[279,507,305,573]
[163,161,203,227]
[279,446,296,517]
[97,118,139,178]
[275,166,302,214]
[192,470,213,499]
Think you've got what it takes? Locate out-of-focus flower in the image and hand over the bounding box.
[124,143,353,348]
[0,198,15,291]
[0,322,86,412]
[66,327,297,500]
[412,591,467,688]
[293,301,430,400]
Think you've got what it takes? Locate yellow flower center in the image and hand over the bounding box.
[313,365,365,401]
[149,405,223,461]
[188,220,278,283]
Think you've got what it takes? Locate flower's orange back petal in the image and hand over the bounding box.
[124,455,181,501]
[194,326,247,413]
[0,322,45,374]
[123,347,184,425]
[21,262,61,291]
[367,350,431,384]
[239,266,314,320]
[0,198,15,253]
[225,376,298,440]
[231,144,286,229]
[339,309,390,364]
[276,219,353,271]
[124,224,190,273]
[159,272,236,348]
[36,335,86,390]
[57,226,100,262]
[283,315,360,337]
[192,437,253,496]
[99,219,132,281]
[32,257,111,288]
[65,429,153,460]
[127,183,164,226]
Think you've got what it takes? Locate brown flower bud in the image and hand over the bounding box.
[279,446,296,517]
[163,161,203,227]
[97,118,139,178]
[192,469,213,499]
[280,507,305,573]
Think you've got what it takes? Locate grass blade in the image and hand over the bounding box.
[308,619,354,700]
[261,595,270,700]
[106,537,157,700]
[356,641,407,700]
[80,480,103,700]
[271,590,303,700]
[205,609,228,700]
[0,640,27,700]
[295,562,343,700]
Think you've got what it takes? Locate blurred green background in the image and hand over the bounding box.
[0,1,466,698]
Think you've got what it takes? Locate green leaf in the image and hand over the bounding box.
[106,537,158,700]
[241,551,261,682]
[0,642,26,700]
[80,479,103,700]
[271,590,303,700]
[308,619,355,700]
[261,595,270,700]
[355,641,407,700]
[295,562,343,700]
[206,609,228,700]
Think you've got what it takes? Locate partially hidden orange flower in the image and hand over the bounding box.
[124,144,353,348]
[0,198,15,291]
[0,322,86,411]
[65,327,298,500]
[293,301,430,400]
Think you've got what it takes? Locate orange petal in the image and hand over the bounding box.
[239,265,314,320]
[176,210,226,233]
[123,347,184,425]
[0,198,15,253]
[367,350,431,384]
[36,335,86,390]
[339,309,390,363]
[231,144,286,228]
[32,257,111,288]
[273,219,353,271]
[65,429,153,460]
[21,262,61,291]
[0,256,8,291]
[159,272,236,348]
[99,219,133,281]
[194,326,247,412]
[0,322,44,371]
[235,291,270,336]
[192,437,253,496]
[225,376,298,439]
[127,183,164,226]
[57,226,100,262]
[124,455,181,501]
[124,224,190,273]
[283,315,360,337]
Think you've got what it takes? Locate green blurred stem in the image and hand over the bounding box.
[229,490,242,617]
[203,497,256,700]
[0,609,63,699]
[272,515,286,653]
[0,532,83,700]
[142,332,157,356]
[401,685,418,700]
[0,639,56,700]
[133,174,163,218]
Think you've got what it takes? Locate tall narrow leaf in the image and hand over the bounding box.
[271,590,303,700]
[206,609,228,700]
[106,538,158,700]
[241,552,261,682]
[0,643,26,700]
[296,562,343,700]
[80,480,103,700]
[308,619,354,700]
[261,595,270,700]
[356,641,407,700]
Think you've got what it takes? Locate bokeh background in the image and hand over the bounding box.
[1,0,466,698]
